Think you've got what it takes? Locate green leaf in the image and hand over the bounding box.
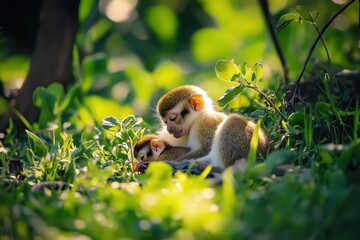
[311,11,319,23]
[102,116,122,133]
[247,163,267,178]
[296,5,314,23]
[244,70,255,84]
[55,83,80,114]
[122,115,143,130]
[276,13,297,32]
[47,83,65,103]
[288,112,311,128]
[64,159,76,183]
[33,83,67,127]
[217,85,245,107]
[26,148,34,165]
[26,130,48,158]
[266,150,295,168]
[215,59,240,82]
[144,162,173,188]
[247,119,261,167]
[33,87,56,127]
[314,102,332,116]
[199,165,213,179]
[221,168,236,216]
[146,5,178,44]
[33,87,55,110]
[319,148,334,164]
[251,63,264,83]
[82,53,108,92]
[79,0,95,21]
[250,109,265,119]
[238,62,250,78]
[192,28,237,63]
[338,142,359,169]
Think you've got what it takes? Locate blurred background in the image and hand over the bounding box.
[0,0,358,130]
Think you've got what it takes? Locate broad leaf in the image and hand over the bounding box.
[250,109,265,119]
[266,150,295,167]
[102,116,122,133]
[276,13,297,32]
[244,70,255,84]
[33,87,56,127]
[246,163,267,179]
[26,130,48,158]
[122,115,143,130]
[55,83,80,114]
[251,63,264,83]
[215,59,240,82]
[217,85,245,107]
[314,102,332,116]
[47,83,65,103]
[239,62,250,78]
[296,5,314,23]
[288,112,311,128]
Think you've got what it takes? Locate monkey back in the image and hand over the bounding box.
[157,85,201,117]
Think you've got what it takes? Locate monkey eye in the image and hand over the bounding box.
[169,115,177,121]
[181,108,189,117]
[138,152,145,161]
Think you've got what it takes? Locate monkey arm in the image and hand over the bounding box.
[176,112,225,161]
[158,160,223,177]
[175,149,210,161]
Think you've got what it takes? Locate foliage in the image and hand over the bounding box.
[1,0,360,239]
[215,59,287,122]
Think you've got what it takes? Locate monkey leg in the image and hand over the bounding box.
[218,115,253,167]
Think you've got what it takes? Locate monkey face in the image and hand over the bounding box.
[161,93,205,138]
[134,135,166,162]
[163,105,188,138]
[135,149,148,161]
[164,112,184,138]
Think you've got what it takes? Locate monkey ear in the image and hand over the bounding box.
[189,94,205,111]
[150,139,165,153]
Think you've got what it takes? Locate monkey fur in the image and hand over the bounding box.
[156,85,272,169]
[134,134,190,162]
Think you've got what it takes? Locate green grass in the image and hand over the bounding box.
[1,68,360,239]
[1,3,359,236]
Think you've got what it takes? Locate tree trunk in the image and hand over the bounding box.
[0,0,80,132]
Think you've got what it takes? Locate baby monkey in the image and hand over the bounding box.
[134,134,190,163]
[133,134,223,175]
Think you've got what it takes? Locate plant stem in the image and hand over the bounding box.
[248,85,288,122]
[294,0,356,95]
[258,0,290,84]
[313,24,333,71]
[124,129,135,178]
[313,23,339,89]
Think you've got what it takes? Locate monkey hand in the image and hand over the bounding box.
[135,161,151,174]
[174,160,193,169]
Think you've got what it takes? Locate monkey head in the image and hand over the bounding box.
[134,134,166,162]
[156,85,214,138]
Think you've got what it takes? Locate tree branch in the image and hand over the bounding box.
[258,0,290,85]
[293,0,356,99]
